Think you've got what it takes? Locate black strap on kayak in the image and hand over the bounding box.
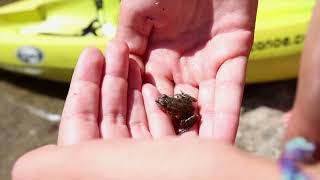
[95,0,103,10]
[82,19,100,36]
[81,0,104,36]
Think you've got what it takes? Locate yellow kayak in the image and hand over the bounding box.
[0,0,316,83]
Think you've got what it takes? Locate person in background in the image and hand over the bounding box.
[11,1,320,179]
[283,0,320,160]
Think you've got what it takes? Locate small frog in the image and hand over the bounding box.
[155,92,199,134]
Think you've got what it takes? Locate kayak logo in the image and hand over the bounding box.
[17,47,44,65]
[252,34,305,52]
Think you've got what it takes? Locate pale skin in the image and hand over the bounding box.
[12,40,320,180]
[116,0,258,142]
[56,0,260,142]
[11,1,320,179]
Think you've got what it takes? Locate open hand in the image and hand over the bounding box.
[116,0,258,143]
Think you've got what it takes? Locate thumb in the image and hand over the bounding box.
[116,1,153,56]
[115,0,167,56]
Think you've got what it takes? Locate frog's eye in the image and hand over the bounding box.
[161,94,168,98]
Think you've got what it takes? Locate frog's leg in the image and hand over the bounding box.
[181,92,197,102]
[178,128,188,135]
[171,117,181,134]
[178,114,199,134]
[179,115,197,127]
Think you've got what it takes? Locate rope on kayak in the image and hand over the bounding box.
[81,0,104,36]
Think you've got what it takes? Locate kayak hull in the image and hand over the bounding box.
[0,0,316,83]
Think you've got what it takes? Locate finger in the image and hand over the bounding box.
[12,139,240,180]
[174,84,199,137]
[127,60,151,139]
[58,48,104,146]
[198,79,216,138]
[129,54,145,75]
[100,40,130,139]
[213,57,247,144]
[142,84,175,138]
[116,1,172,55]
[145,73,174,96]
[116,1,154,56]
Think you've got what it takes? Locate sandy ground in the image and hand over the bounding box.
[0,68,297,179]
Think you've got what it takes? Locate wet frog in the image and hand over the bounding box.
[155,92,199,135]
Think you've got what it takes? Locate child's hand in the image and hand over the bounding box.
[117,0,259,143]
[58,40,151,144]
[11,42,320,179]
